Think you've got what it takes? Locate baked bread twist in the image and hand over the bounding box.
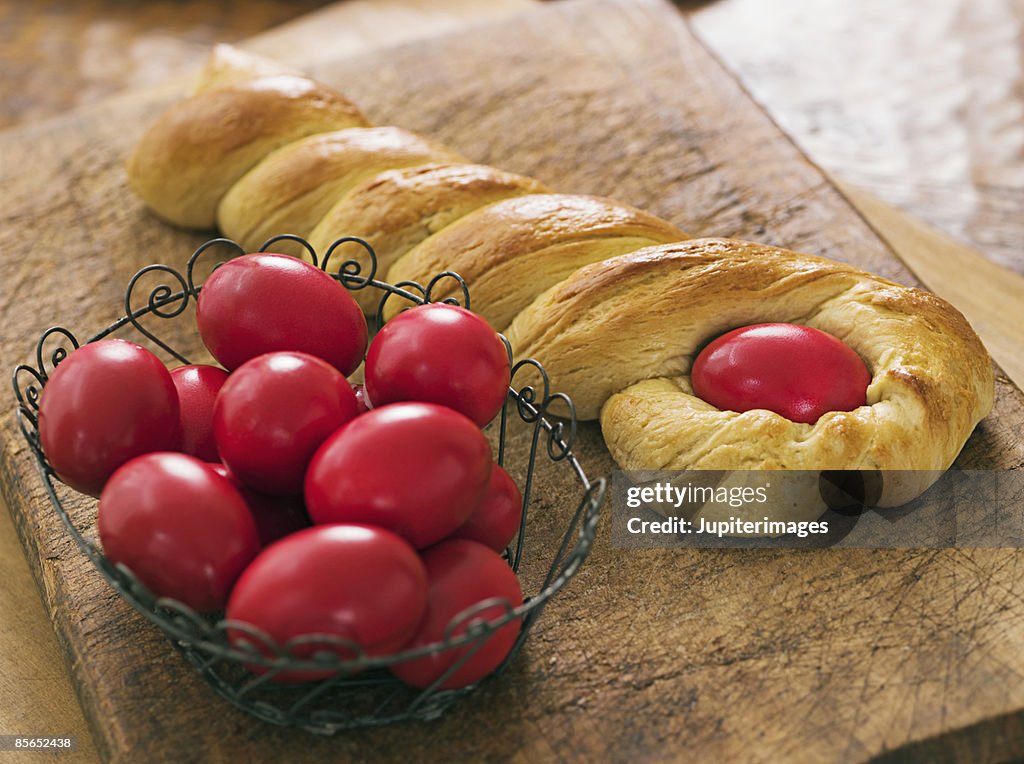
[127,46,995,506]
[507,239,994,505]
[128,46,684,319]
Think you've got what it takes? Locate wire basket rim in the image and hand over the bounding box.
[10,234,605,730]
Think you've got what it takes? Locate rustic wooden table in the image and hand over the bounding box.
[0,4,321,760]
[2,1,1021,762]
[0,5,527,761]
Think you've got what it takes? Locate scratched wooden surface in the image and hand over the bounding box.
[0,5,318,762]
[2,0,1023,762]
[0,2,530,762]
[690,0,1024,279]
[0,0,332,129]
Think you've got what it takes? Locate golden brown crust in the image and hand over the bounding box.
[505,238,995,505]
[384,193,687,329]
[126,47,996,507]
[307,163,549,313]
[193,44,303,93]
[126,76,369,228]
[216,127,463,252]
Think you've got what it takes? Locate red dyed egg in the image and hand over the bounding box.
[691,323,871,424]
[171,364,229,462]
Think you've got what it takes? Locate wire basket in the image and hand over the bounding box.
[11,235,605,733]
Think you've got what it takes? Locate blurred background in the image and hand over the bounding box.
[2,0,1020,272]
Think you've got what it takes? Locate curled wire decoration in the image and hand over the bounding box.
[186,237,245,295]
[541,393,577,462]
[508,357,577,461]
[423,271,471,310]
[441,597,518,642]
[124,264,193,365]
[510,358,552,423]
[9,235,605,733]
[374,279,426,329]
[37,326,80,381]
[13,364,45,414]
[127,264,191,320]
[321,236,379,290]
[12,326,82,462]
[259,234,319,266]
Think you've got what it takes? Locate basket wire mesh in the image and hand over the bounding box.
[11,235,605,732]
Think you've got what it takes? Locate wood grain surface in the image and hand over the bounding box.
[690,0,1024,280]
[0,2,530,760]
[0,492,97,763]
[1,0,1023,761]
[0,0,332,129]
[835,180,1024,391]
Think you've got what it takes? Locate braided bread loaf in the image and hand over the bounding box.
[507,239,993,505]
[127,45,994,506]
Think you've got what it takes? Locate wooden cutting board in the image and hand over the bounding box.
[1,0,1023,761]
